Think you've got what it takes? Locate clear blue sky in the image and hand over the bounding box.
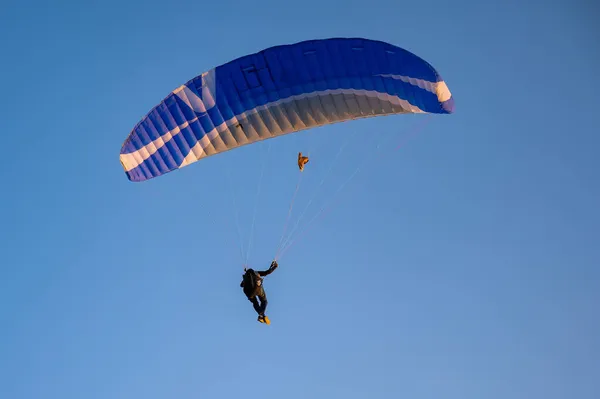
[1,1,598,398]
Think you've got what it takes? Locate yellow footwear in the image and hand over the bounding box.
[258,315,265,323]
[263,315,271,325]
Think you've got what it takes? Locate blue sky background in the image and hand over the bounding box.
[1,0,599,398]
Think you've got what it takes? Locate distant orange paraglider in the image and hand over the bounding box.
[298,152,309,171]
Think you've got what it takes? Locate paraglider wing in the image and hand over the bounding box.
[119,37,454,182]
[297,152,309,171]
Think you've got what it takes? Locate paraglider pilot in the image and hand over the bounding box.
[240,260,278,324]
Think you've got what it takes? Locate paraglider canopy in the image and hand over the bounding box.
[298,152,309,171]
[119,37,454,182]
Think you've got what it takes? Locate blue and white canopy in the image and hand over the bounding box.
[119,37,454,182]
